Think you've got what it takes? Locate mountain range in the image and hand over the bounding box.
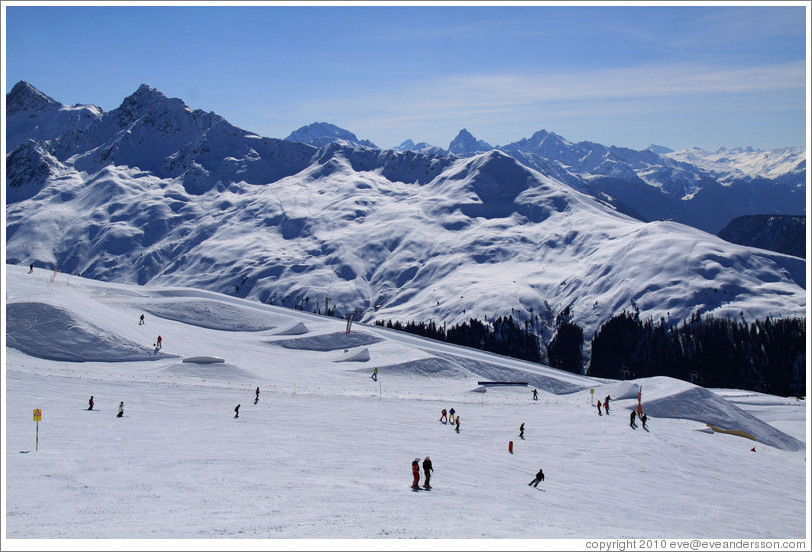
[4,81,807,354]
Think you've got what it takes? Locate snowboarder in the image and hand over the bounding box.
[117,401,124,418]
[411,459,421,489]
[139,313,145,325]
[528,468,545,487]
[630,410,636,427]
[455,416,460,432]
[641,413,648,429]
[597,400,603,415]
[234,404,240,418]
[371,367,378,381]
[28,263,33,274]
[439,409,447,423]
[449,408,456,423]
[532,388,538,401]
[88,396,94,410]
[156,335,162,349]
[422,456,433,489]
[519,422,525,438]
[604,395,611,413]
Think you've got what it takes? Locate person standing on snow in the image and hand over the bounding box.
[422,456,433,489]
[28,263,34,273]
[234,404,241,418]
[139,314,145,325]
[449,408,456,423]
[597,400,603,415]
[88,396,95,411]
[532,388,538,401]
[117,401,124,418]
[519,423,525,439]
[630,410,636,427]
[604,395,611,413]
[439,409,447,423]
[371,367,378,381]
[528,468,545,487]
[641,413,648,429]
[411,459,421,489]
[156,335,162,349]
[455,416,461,432]
[255,387,260,402]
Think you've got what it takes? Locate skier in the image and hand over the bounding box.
[439,409,447,423]
[597,400,602,415]
[255,387,260,404]
[234,404,241,418]
[411,459,421,489]
[117,401,124,418]
[455,416,460,432]
[422,456,433,489]
[519,422,525,438]
[139,313,145,325]
[532,388,538,401]
[604,395,611,413]
[449,408,456,423]
[156,335,162,349]
[371,367,378,382]
[88,396,94,411]
[528,468,545,488]
[28,263,33,274]
[630,410,636,427]
[641,413,648,429]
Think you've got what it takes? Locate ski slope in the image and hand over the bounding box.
[2,264,809,545]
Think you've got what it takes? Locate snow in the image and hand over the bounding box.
[2,264,809,545]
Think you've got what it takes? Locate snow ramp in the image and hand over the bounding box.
[638,378,804,452]
[334,347,370,362]
[143,299,283,331]
[267,331,382,352]
[271,321,309,336]
[6,302,172,362]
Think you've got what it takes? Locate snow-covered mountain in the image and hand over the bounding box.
[4,265,806,539]
[492,129,806,234]
[667,146,806,183]
[5,83,807,351]
[394,138,446,155]
[285,121,378,149]
[5,80,103,153]
[447,128,493,155]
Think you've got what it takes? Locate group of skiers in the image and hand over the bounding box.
[596,395,611,415]
[595,394,649,429]
[136,313,163,349]
[86,396,125,417]
[411,456,433,490]
[439,408,461,431]
[630,410,648,429]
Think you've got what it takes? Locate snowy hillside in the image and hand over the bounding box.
[3,264,807,540]
[4,83,807,346]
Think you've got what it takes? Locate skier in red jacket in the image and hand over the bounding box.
[411,459,420,489]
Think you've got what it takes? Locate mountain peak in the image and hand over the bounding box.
[647,144,674,154]
[285,122,377,149]
[6,81,60,116]
[448,128,493,155]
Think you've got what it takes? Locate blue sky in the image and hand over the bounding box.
[3,2,808,151]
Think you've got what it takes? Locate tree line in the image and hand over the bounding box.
[375,306,806,397]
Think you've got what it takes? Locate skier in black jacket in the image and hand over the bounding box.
[422,456,433,489]
[529,468,545,487]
